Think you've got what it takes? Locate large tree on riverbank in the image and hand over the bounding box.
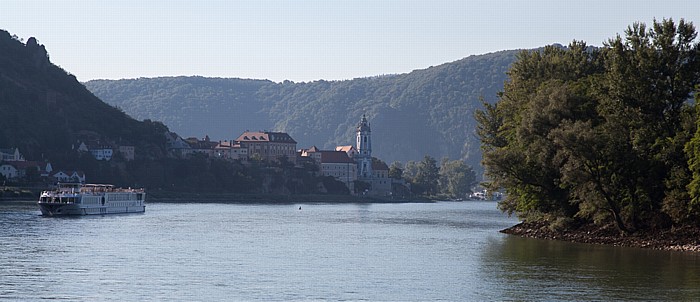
[477,19,700,233]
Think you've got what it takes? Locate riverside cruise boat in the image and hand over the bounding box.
[38,183,145,216]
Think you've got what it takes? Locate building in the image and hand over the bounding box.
[180,136,219,158]
[0,161,53,181]
[214,141,249,161]
[301,146,357,192]
[0,163,18,180]
[52,170,86,183]
[89,146,113,161]
[118,146,135,161]
[335,145,358,159]
[76,142,114,161]
[370,159,392,194]
[236,131,297,163]
[356,115,373,178]
[352,115,391,196]
[0,148,24,161]
[165,132,192,157]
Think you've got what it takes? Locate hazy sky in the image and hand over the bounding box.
[2,0,699,83]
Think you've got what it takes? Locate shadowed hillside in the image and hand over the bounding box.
[0,30,168,162]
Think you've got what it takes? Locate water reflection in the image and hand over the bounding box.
[481,235,700,301]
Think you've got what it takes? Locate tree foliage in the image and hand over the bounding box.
[438,158,477,198]
[412,155,440,195]
[477,19,700,233]
[388,161,404,180]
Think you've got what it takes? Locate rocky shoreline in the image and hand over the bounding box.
[501,221,700,252]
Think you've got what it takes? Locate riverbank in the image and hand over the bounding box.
[502,221,700,252]
[146,190,432,204]
[0,187,39,201]
[0,186,434,204]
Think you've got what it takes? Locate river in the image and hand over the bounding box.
[1,201,699,301]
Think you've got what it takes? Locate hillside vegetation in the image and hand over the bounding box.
[85,50,519,172]
[0,30,168,162]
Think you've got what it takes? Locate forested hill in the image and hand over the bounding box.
[0,30,168,161]
[85,49,519,170]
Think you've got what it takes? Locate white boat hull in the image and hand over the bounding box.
[38,183,146,216]
[38,202,145,216]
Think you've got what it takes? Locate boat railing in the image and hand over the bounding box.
[78,187,145,193]
[43,184,145,195]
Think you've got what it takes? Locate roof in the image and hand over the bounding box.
[335,145,356,153]
[320,151,355,164]
[236,131,297,144]
[185,137,219,149]
[3,161,47,170]
[371,160,389,171]
[216,141,243,149]
[54,170,85,177]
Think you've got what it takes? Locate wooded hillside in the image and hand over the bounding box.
[85,50,519,173]
[0,30,168,162]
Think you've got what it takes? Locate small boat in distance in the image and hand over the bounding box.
[38,183,145,216]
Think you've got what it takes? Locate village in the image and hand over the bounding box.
[1,115,399,196]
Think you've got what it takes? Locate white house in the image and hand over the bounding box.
[0,163,19,180]
[53,170,86,183]
[0,148,24,161]
[0,161,52,181]
[118,146,135,161]
[214,141,249,160]
[89,146,113,161]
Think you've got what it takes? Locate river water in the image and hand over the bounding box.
[1,201,699,301]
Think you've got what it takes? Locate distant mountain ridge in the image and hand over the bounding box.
[85,49,521,172]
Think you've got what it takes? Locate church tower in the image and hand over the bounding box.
[356,114,373,178]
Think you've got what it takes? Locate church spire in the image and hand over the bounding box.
[356,114,372,178]
[357,114,371,132]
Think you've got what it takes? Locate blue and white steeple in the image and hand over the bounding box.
[356,114,373,178]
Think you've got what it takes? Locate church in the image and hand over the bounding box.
[300,114,391,196]
[338,115,391,196]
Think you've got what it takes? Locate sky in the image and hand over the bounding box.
[2,0,699,83]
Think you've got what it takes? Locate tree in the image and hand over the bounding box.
[24,166,41,184]
[683,90,700,224]
[403,160,419,182]
[354,180,371,195]
[477,19,700,233]
[439,159,477,198]
[477,42,599,218]
[588,18,700,231]
[414,155,439,195]
[388,161,404,180]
